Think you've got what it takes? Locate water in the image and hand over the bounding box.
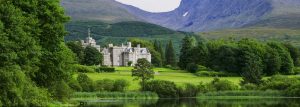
[81,98,300,107]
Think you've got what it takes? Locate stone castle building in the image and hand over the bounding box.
[81,29,151,66]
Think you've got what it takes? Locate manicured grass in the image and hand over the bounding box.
[75,67,242,91]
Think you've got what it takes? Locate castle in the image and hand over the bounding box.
[81,29,151,66]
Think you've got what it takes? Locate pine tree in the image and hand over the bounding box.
[158,41,165,65]
[178,36,197,69]
[165,40,176,66]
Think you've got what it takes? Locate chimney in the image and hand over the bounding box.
[137,44,140,48]
[109,44,113,47]
[122,43,124,47]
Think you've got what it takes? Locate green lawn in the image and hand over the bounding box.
[75,67,242,91]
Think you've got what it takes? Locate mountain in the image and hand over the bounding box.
[61,0,141,22]
[122,0,300,32]
[61,0,300,32]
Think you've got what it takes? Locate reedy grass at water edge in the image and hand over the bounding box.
[71,92,159,100]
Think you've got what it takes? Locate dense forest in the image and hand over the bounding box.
[0,0,75,106]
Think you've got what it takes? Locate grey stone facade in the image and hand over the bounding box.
[102,42,151,66]
[81,29,151,66]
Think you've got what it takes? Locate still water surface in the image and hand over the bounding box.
[82,98,300,107]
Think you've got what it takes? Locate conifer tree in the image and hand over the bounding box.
[165,40,176,66]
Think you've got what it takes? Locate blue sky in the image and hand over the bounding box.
[115,0,181,13]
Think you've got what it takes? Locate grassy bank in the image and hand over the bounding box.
[197,90,286,99]
[71,92,158,101]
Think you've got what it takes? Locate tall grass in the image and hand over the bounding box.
[71,92,158,100]
[198,90,284,98]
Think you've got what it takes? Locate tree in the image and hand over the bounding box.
[83,46,103,66]
[165,40,176,66]
[192,42,209,66]
[238,39,265,85]
[284,43,300,66]
[214,45,239,73]
[178,36,197,69]
[158,41,165,65]
[66,41,84,64]
[267,42,294,74]
[130,38,162,66]
[132,58,154,90]
[264,46,281,75]
[77,73,94,92]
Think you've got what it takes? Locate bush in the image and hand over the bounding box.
[260,75,299,90]
[178,83,199,97]
[143,80,178,98]
[195,71,236,77]
[113,79,130,92]
[74,64,95,73]
[240,83,258,90]
[50,81,72,102]
[293,67,300,75]
[68,79,82,92]
[186,63,199,73]
[95,79,114,91]
[96,67,115,72]
[77,73,95,92]
[207,78,238,91]
[285,82,300,97]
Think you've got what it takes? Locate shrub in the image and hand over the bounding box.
[240,83,258,90]
[68,79,82,92]
[77,73,95,92]
[186,63,199,73]
[293,67,300,75]
[207,78,238,91]
[96,67,115,72]
[50,81,72,102]
[260,75,299,90]
[197,82,209,93]
[113,79,130,92]
[74,64,95,73]
[285,82,300,97]
[178,83,199,97]
[143,80,178,98]
[95,79,114,91]
[195,71,237,77]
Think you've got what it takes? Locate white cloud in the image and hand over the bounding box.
[115,0,181,13]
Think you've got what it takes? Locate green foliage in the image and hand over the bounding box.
[77,73,94,92]
[240,83,258,90]
[178,83,199,97]
[191,42,209,66]
[50,81,72,102]
[143,80,178,98]
[68,78,82,92]
[83,46,103,66]
[0,66,50,106]
[285,82,300,97]
[267,42,294,74]
[208,78,238,91]
[72,92,158,99]
[264,45,281,75]
[66,21,176,39]
[95,79,114,91]
[132,58,154,90]
[260,75,299,90]
[74,64,95,73]
[130,38,162,66]
[239,39,264,85]
[195,71,237,77]
[199,90,282,97]
[179,36,197,69]
[284,43,300,66]
[96,67,116,72]
[66,41,84,64]
[186,63,199,73]
[113,79,130,92]
[165,40,177,66]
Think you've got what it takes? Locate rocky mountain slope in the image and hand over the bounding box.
[61,0,300,32]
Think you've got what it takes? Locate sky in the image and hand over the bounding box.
[115,0,182,13]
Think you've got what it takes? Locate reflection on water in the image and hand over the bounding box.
[82,98,300,107]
